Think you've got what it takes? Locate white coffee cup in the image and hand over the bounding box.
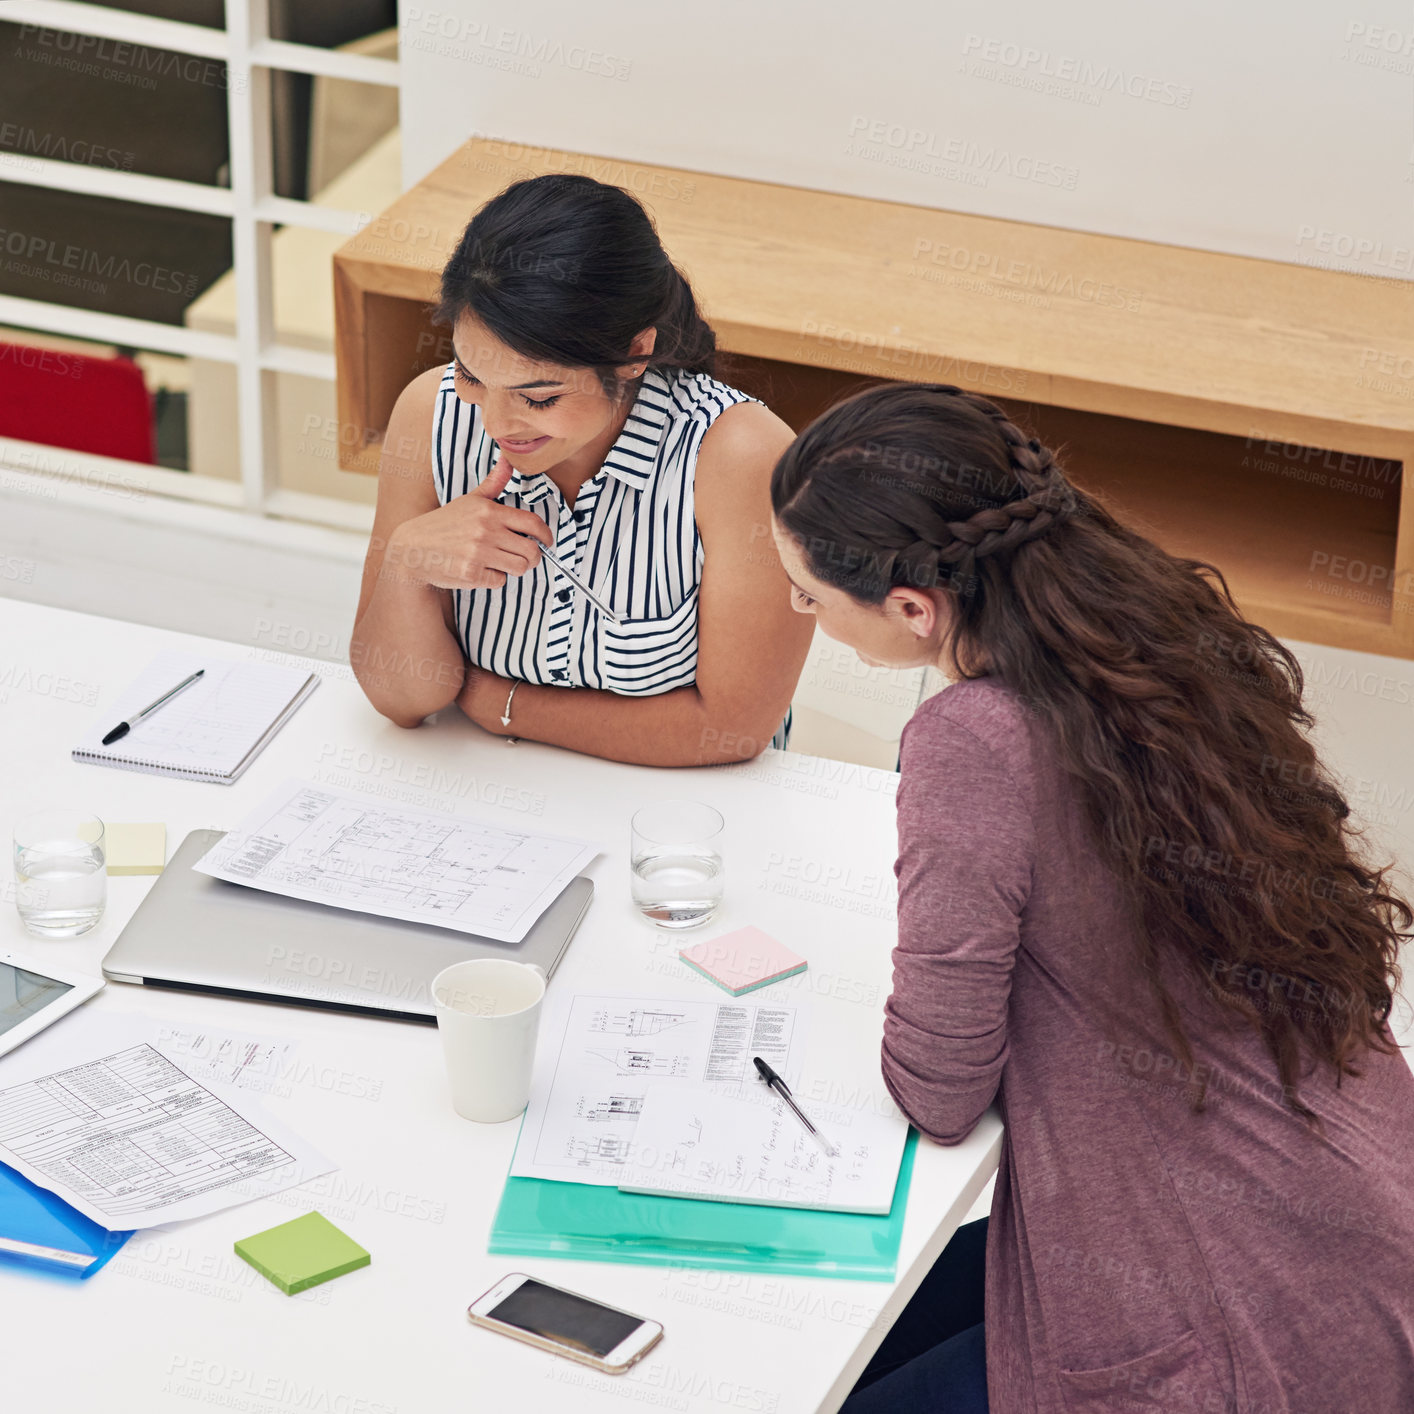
[430,958,546,1123]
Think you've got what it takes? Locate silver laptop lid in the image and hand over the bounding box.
[102,829,593,1023]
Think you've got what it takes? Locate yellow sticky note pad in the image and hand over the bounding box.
[105,822,167,876]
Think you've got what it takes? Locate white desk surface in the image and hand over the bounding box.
[0,598,1001,1414]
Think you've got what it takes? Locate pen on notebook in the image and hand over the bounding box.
[752,1056,839,1157]
[101,668,204,745]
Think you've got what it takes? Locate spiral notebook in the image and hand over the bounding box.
[72,650,318,783]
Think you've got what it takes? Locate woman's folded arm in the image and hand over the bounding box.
[884,709,1034,1144]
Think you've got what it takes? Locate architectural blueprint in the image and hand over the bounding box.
[510,994,803,1187]
[195,779,597,942]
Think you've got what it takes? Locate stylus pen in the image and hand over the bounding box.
[101,668,204,745]
[753,1056,840,1157]
[538,543,624,624]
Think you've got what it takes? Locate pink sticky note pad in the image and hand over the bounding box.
[678,927,807,996]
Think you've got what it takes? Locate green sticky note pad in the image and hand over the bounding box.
[234,1211,369,1295]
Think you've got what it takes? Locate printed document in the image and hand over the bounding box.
[196,779,598,943]
[0,1015,333,1231]
[151,1019,300,1094]
[618,1081,909,1214]
[511,994,802,1187]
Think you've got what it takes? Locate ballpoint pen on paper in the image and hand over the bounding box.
[753,1056,840,1157]
[100,669,205,745]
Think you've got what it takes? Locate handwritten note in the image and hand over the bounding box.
[617,1081,908,1214]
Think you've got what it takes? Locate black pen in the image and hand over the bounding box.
[101,668,204,745]
[752,1056,839,1157]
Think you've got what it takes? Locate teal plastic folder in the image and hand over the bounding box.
[489,1131,917,1282]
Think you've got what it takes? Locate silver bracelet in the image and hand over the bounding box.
[499,680,520,729]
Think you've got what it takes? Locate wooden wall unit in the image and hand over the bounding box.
[334,139,1414,659]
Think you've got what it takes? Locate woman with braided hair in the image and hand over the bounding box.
[770,383,1414,1413]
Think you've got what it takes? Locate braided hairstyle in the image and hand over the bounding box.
[772,381,1082,602]
[772,382,1408,1120]
[902,393,1075,578]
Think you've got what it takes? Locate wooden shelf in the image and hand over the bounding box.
[1012,403,1402,652]
[334,139,1414,659]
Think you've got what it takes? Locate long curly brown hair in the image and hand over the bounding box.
[771,382,1410,1118]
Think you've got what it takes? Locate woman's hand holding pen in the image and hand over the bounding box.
[383,456,553,592]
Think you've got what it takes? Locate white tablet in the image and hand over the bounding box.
[0,950,104,1059]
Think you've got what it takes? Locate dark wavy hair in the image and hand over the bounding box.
[434,173,715,389]
[771,382,1410,1118]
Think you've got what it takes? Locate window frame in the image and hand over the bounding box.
[0,0,398,530]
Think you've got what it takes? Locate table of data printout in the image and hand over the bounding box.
[0,1044,296,1222]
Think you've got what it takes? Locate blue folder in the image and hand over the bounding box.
[0,1159,134,1279]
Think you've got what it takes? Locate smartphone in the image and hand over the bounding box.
[468,1273,663,1374]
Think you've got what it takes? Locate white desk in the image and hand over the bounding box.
[0,598,1001,1414]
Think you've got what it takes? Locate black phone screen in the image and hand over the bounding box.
[489,1279,644,1359]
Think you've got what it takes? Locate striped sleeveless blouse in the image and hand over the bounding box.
[431,364,788,748]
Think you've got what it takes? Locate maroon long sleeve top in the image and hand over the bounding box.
[885,678,1414,1413]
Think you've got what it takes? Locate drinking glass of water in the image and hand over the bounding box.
[631,801,723,929]
[13,810,106,938]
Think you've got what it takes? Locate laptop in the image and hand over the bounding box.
[102,829,594,1023]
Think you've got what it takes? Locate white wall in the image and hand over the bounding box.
[398,0,1414,280]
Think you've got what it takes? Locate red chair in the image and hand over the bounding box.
[0,342,156,463]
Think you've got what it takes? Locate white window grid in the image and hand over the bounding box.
[0,0,396,532]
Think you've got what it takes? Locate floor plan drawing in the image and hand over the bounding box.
[196,779,598,942]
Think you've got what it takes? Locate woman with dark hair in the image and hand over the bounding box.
[770,383,1414,1413]
[352,173,811,764]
